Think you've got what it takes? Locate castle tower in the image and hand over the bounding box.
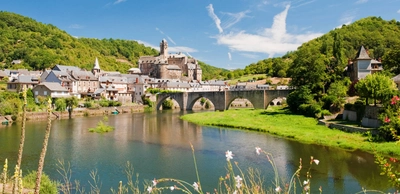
[92,57,101,76]
[160,39,168,59]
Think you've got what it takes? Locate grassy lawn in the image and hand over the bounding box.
[181,107,400,157]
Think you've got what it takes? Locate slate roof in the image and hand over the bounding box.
[355,46,371,60]
[70,70,97,80]
[392,74,400,82]
[38,82,69,91]
[9,75,38,83]
[53,64,82,72]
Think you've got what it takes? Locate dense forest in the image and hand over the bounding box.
[0,11,227,80]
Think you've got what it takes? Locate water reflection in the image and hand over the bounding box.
[0,111,394,193]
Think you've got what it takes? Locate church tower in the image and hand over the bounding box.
[160,39,168,59]
[92,57,101,77]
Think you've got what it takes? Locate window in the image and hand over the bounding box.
[35,91,38,95]
[44,91,47,95]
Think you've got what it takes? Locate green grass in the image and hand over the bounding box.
[228,74,266,85]
[181,107,400,157]
[89,120,114,133]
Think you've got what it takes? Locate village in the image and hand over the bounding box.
[0,40,288,105]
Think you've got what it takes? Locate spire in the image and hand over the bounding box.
[355,46,371,60]
[93,57,100,70]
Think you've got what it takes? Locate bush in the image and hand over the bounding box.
[286,86,313,113]
[298,103,322,118]
[99,100,109,107]
[84,101,93,108]
[162,99,174,109]
[23,171,58,194]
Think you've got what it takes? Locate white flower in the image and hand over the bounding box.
[225,150,234,161]
[275,186,282,192]
[193,182,199,192]
[170,186,175,191]
[233,190,238,194]
[236,182,242,189]
[313,159,320,165]
[147,186,153,193]
[303,180,309,185]
[255,147,262,155]
[152,178,157,186]
[235,175,242,184]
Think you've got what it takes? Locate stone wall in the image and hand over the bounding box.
[342,110,357,121]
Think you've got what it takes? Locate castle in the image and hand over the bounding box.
[138,39,202,81]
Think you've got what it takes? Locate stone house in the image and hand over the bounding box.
[7,75,39,92]
[347,46,383,82]
[32,82,70,103]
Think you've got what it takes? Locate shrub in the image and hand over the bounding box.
[23,171,58,194]
[162,99,174,109]
[99,100,109,107]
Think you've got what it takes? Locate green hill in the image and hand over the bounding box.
[0,11,227,79]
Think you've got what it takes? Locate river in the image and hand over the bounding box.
[0,110,394,193]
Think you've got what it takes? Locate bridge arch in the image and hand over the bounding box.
[186,96,215,110]
[156,93,184,110]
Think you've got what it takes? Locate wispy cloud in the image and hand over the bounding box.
[169,47,198,53]
[155,27,164,34]
[186,52,192,57]
[397,9,400,13]
[355,0,368,4]
[337,10,356,28]
[291,0,317,9]
[240,53,260,59]
[69,24,83,29]
[113,0,126,4]
[228,52,232,60]
[167,36,176,45]
[221,10,250,30]
[206,4,223,33]
[212,4,323,57]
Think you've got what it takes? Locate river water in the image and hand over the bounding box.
[0,110,394,193]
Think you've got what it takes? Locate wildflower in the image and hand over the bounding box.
[275,186,282,192]
[304,185,310,191]
[313,159,320,165]
[391,96,400,104]
[147,186,153,193]
[390,158,398,162]
[236,182,242,189]
[303,180,309,185]
[233,190,237,194]
[255,147,262,155]
[170,186,175,191]
[235,175,242,184]
[193,182,199,192]
[385,117,391,123]
[152,178,157,186]
[225,150,234,161]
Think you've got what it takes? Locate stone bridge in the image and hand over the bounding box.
[156,89,293,111]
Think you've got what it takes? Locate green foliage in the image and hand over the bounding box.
[286,86,314,113]
[355,73,397,105]
[379,96,400,141]
[89,120,114,133]
[162,99,174,109]
[54,98,66,111]
[23,171,58,194]
[200,97,206,105]
[98,99,121,107]
[146,88,182,94]
[205,100,211,109]
[298,103,323,118]
[65,96,78,110]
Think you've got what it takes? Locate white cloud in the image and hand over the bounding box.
[213,4,323,56]
[69,24,83,29]
[228,52,232,60]
[397,9,400,14]
[337,10,356,28]
[113,0,126,4]
[206,4,223,33]
[240,53,260,59]
[355,0,368,4]
[167,36,176,45]
[221,10,250,30]
[291,0,316,9]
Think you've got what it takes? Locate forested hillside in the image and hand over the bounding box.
[0,11,227,79]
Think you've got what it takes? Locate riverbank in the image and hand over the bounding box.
[23,104,145,121]
[180,107,400,157]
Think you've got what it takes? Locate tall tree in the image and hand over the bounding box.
[65,96,78,119]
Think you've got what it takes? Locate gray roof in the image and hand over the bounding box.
[355,46,371,60]
[392,74,400,82]
[53,64,82,72]
[37,82,69,91]
[99,76,127,84]
[70,70,97,80]
[9,75,38,83]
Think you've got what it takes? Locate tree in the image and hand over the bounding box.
[54,98,66,111]
[382,48,400,75]
[326,78,351,109]
[65,96,78,119]
[355,73,397,105]
[286,86,314,113]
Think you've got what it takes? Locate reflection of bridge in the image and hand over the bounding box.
[156,89,293,111]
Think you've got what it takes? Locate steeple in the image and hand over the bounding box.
[355,46,371,60]
[92,57,101,76]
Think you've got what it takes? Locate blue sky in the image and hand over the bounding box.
[2,0,400,69]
